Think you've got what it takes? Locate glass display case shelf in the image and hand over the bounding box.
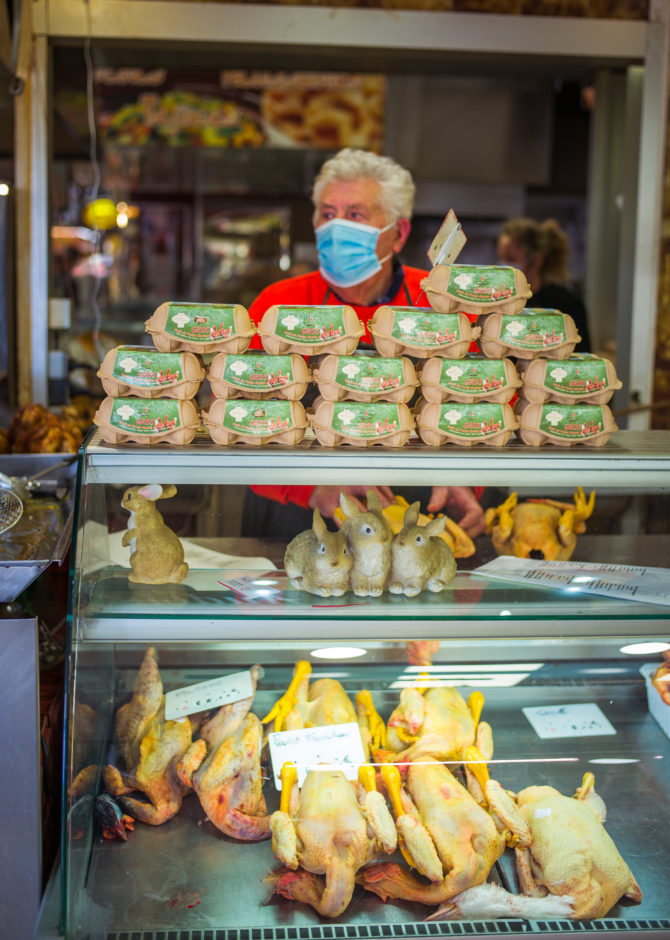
[82,430,670,488]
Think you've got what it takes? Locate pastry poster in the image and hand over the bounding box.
[93,67,385,150]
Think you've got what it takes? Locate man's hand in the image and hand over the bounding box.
[426,486,486,538]
[308,485,395,524]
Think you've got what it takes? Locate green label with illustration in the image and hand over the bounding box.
[331,402,400,438]
[437,357,507,394]
[447,265,516,303]
[110,398,183,434]
[437,402,506,438]
[334,356,405,393]
[112,347,184,388]
[537,355,609,397]
[223,354,295,392]
[500,311,567,350]
[538,404,606,440]
[274,306,346,344]
[165,303,237,343]
[390,310,461,348]
[220,399,295,436]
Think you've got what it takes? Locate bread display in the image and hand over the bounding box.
[421,264,531,316]
[479,309,581,359]
[257,304,363,355]
[97,346,205,399]
[312,353,418,403]
[515,400,618,446]
[415,399,519,447]
[94,397,200,445]
[368,306,479,359]
[419,355,521,403]
[203,398,308,445]
[518,354,622,404]
[208,352,310,401]
[145,302,255,354]
[308,399,415,447]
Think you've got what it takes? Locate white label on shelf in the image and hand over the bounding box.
[428,209,467,267]
[471,556,670,607]
[165,669,253,720]
[268,721,367,789]
[522,703,616,739]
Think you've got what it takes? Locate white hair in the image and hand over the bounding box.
[312,148,416,225]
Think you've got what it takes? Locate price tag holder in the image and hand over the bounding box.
[522,703,616,739]
[428,209,467,267]
[165,669,253,720]
[268,722,366,789]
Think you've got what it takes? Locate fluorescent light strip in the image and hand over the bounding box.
[390,674,531,688]
[404,664,544,672]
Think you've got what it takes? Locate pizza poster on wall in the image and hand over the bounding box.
[93,68,385,151]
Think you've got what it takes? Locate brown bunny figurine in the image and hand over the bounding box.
[339,490,393,597]
[121,484,189,585]
[389,501,456,596]
[284,508,352,597]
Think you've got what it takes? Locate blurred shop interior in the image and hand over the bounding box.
[1,38,603,421]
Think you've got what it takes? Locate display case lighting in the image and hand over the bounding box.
[619,641,670,655]
[311,647,367,660]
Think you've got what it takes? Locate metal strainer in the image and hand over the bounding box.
[0,474,23,534]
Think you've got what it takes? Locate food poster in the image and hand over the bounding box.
[92,67,386,151]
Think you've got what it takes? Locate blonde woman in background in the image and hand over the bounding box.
[497,217,592,352]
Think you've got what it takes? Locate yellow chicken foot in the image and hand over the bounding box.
[381,764,442,882]
[356,690,387,751]
[270,762,299,868]
[463,746,531,848]
[262,661,312,732]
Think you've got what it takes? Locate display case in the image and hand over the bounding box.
[59,430,670,940]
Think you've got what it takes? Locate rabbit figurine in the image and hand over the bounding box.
[389,501,456,596]
[339,490,393,597]
[284,508,352,597]
[121,484,189,585]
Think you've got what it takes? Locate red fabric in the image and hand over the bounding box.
[248,266,481,509]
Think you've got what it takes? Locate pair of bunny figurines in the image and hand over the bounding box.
[284,491,457,598]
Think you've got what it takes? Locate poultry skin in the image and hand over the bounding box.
[270,765,397,917]
[359,760,527,906]
[514,781,642,918]
[485,488,595,561]
[177,667,270,841]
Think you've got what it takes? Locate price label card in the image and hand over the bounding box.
[428,209,467,267]
[522,703,616,739]
[268,722,367,789]
[165,669,253,720]
[218,575,281,600]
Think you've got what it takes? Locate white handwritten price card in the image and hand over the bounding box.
[522,703,616,740]
[268,722,367,789]
[165,669,253,720]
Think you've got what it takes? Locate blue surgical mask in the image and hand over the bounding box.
[315,218,395,288]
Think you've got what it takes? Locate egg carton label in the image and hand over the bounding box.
[537,404,606,440]
[331,401,400,438]
[164,303,238,343]
[500,310,567,350]
[219,399,295,436]
[437,358,508,394]
[273,306,346,344]
[112,347,184,387]
[335,356,405,393]
[390,310,462,347]
[447,265,516,302]
[537,355,609,396]
[437,402,506,438]
[223,354,296,391]
[110,398,183,434]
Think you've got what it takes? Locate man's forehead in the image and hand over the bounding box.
[318,178,384,210]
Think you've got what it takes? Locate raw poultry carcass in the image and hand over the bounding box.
[513,773,642,918]
[485,487,595,561]
[177,665,270,841]
[262,660,386,758]
[358,759,530,907]
[379,685,493,794]
[269,763,397,917]
[102,646,194,825]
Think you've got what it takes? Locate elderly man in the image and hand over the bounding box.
[244,148,485,540]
